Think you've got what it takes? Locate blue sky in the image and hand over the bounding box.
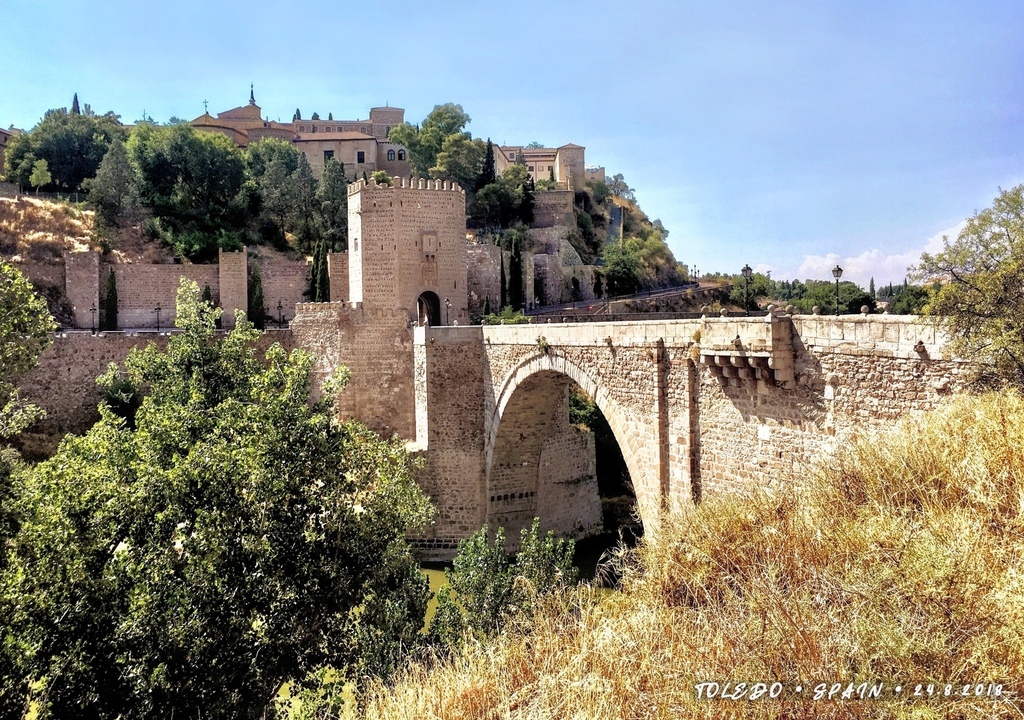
[2,0,1022,287]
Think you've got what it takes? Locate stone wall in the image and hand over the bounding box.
[467,243,500,318]
[533,190,574,228]
[289,302,417,439]
[218,249,247,329]
[254,253,308,324]
[15,328,296,459]
[327,252,349,302]
[65,251,99,329]
[105,263,219,328]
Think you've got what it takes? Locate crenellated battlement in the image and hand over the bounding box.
[348,176,466,196]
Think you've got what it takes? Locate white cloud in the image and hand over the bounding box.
[762,221,966,288]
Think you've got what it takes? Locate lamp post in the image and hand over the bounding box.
[154,304,162,332]
[89,305,97,334]
[832,264,843,316]
[277,300,284,328]
[741,264,753,316]
[444,297,452,326]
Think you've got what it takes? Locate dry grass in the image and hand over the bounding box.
[350,392,1024,719]
[0,196,95,260]
[0,196,170,264]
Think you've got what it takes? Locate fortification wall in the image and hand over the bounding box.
[65,252,99,329]
[218,249,247,328]
[105,263,219,328]
[15,329,296,459]
[532,190,574,228]
[467,243,500,317]
[254,253,308,323]
[327,252,348,302]
[289,302,416,439]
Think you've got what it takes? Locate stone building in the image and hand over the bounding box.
[190,89,411,180]
[0,127,14,178]
[495,143,598,191]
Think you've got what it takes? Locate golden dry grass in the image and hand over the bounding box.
[349,392,1024,720]
[0,196,95,260]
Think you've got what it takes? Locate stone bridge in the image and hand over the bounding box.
[410,314,963,558]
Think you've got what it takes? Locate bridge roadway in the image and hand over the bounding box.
[408,313,961,558]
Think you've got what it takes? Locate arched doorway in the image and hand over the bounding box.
[417,291,441,326]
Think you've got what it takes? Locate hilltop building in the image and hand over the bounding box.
[0,127,16,178]
[495,144,603,191]
[190,88,411,180]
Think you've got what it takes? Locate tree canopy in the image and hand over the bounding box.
[388,104,473,179]
[914,184,1024,388]
[3,102,125,192]
[0,281,433,719]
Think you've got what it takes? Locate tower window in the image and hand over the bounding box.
[357,151,365,164]
[398,150,406,161]
[387,149,396,161]
[324,150,334,163]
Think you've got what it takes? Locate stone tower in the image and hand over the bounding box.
[347,177,469,326]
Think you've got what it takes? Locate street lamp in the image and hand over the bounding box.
[741,264,753,316]
[89,305,97,334]
[277,300,284,328]
[154,304,162,332]
[832,264,843,316]
[444,297,452,326]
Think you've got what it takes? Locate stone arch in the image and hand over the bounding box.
[417,291,441,326]
[485,352,653,539]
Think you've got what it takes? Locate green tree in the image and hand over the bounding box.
[914,185,1024,387]
[506,227,526,311]
[316,158,348,251]
[475,139,496,191]
[430,519,577,647]
[889,284,931,315]
[309,237,330,303]
[102,268,118,331]
[602,240,642,296]
[388,103,471,178]
[430,134,485,189]
[71,93,81,115]
[606,173,635,202]
[2,281,432,719]
[0,262,54,717]
[499,251,508,309]
[128,124,245,261]
[88,139,141,227]
[28,159,50,194]
[248,264,267,330]
[370,169,393,186]
[3,104,124,192]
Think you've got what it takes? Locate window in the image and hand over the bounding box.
[398,150,405,161]
[387,149,395,161]
[311,125,317,133]
[357,151,365,164]
[385,126,391,136]
[298,125,306,132]
[528,166,534,171]
[508,154,515,160]
[324,150,334,163]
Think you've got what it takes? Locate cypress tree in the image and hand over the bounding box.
[71,93,81,115]
[483,295,491,316]
[509,234,524,311]
[519,175,535,226]
[475,140,496,191]
[593,272,603,299]
[499,252,508,309]
[869,276,875,298]
[103,268,118,331]
[295,108,302,121]
[248,265,266,330]
[311,237,330,302]
[202,284,213,305]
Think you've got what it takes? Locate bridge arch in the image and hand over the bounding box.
[485,352,655,541]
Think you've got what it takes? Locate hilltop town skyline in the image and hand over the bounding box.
[3,0,1022,287]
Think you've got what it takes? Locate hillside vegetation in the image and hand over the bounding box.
[339,392,1024,720]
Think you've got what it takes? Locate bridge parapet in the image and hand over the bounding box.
[698,316,795,387]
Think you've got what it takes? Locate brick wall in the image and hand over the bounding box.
[105,263,219,328]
